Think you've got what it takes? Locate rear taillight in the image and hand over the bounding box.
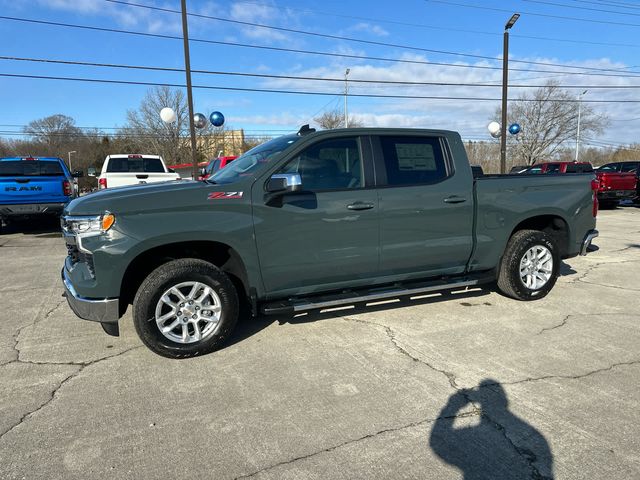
[99,178,107,189]
[591,179,599,217]
[63,180,72,196]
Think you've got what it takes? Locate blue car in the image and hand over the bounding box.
[0,156,81,228]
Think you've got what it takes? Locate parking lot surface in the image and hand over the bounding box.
[0,208,639,479]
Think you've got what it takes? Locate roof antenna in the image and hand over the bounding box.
[297,124,316,136]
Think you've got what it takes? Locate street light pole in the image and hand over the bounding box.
[180,0,199,180]
[500,13,520,174]
[575,89,588,161]
[344,68,350,128]
[67,151,76,172]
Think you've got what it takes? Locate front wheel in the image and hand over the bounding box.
[497,230,559,301]
[133,258,239,358]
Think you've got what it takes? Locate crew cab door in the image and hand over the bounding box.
[372,134,474,278]
[252,136,378,295]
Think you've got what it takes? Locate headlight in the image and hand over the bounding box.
[63,212,116,235]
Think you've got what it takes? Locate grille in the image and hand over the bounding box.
[66,243,95,278]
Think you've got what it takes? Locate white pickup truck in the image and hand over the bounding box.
[97,154,180,189]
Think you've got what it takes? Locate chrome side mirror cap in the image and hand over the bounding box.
[266,173,302,193]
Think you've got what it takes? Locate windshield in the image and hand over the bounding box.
[209,135,301,185]
[0,160,65,177]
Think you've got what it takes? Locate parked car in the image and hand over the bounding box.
[0,156,81,229]
[198,156,238,181]
[512,162,594,174]
[596,161,640,203]
[97,154,180,189]
[61,126,598,358]
[594,163,637,208]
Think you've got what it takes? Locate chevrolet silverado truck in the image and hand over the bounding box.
[1,156,81,230]
[61,127,599,358]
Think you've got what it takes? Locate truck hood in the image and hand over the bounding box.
[64,180,207,216]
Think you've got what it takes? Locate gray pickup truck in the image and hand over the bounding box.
[61,127,599,358]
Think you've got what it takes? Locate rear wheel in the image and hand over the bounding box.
[497,230,559,301]
[133,258,239,358]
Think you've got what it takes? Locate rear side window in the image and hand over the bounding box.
[544,164,561,174]
[106,157,165,173]
[0,160,65,177]
[621,163,639,173]
[379,136,449,186]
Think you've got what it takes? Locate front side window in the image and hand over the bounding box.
[379,136,448,186]
[277,137,363,191]
[544,164,561,174]
[621,163,639,173]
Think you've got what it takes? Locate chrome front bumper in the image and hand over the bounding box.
[62,268,120,323]
[580,229,599,256]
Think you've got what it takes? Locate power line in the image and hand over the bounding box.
[524,0,640,17]
[427,0,640,27]
[232,0,640,49]
[3,71,640,102]
[6,54,640,88]
[104,0,640,75]
[3,15,640,79]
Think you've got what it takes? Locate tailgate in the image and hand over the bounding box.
[0,176,67,204]
[104,173,179,188]
[596,172,636,191]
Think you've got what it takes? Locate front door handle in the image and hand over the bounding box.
[347,201,375,211]
[443,196,467,204]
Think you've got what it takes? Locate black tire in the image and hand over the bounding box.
[497,230,559,301]
[133,258,239,359]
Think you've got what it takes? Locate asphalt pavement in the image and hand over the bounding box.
[0,208,639,479]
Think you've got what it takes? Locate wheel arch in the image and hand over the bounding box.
[509,214,571,258]
[119,240,250,314]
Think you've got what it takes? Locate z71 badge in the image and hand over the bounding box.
[208,191,244,200]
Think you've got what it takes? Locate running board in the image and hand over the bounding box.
[261,273,493,316]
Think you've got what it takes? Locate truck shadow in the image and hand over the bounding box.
[430,379,554,479]
[558,261,577,277]
[0,217,61,236]
[227,287,492,348]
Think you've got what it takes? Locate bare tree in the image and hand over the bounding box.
[124,87,191,164]
[23,114,83,149]
[496,81,608,165]
[313,108,363,129]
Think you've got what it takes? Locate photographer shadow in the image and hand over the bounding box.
[430,379,554,480]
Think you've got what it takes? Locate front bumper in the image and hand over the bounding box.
[62,268,120,323]
[0,202,66,216]
[580,229,599,256]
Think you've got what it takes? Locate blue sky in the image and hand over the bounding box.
[1,0,639,147]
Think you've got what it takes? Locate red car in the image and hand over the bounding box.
[515,161,594,174]
[595,164,637,208]
[198,156,238,181]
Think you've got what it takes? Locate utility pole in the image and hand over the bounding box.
[500,13,520,174]
[180,0,199,180]
[575,90,588,161]
[344,68,350,128]
[68,151,76,172]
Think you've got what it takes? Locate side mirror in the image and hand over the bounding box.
[87,167,96,177]
[168,168,176,173]
[72,170,84,178]
[200,167,207,176]
[266,173,302,193]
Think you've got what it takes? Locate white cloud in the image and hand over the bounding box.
[349,22,389,37]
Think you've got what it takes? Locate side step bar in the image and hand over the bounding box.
[261,273,494,316]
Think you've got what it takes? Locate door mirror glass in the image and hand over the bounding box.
[87,167,96,177]
[266,173,302,193]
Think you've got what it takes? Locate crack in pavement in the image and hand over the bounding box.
[537,312,640,335]
[0,345,142,442]
[234,410,481,480]
[578,278,640,292]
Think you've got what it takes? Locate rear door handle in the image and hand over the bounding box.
[443,196,467,204]
[347,201,375,211]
